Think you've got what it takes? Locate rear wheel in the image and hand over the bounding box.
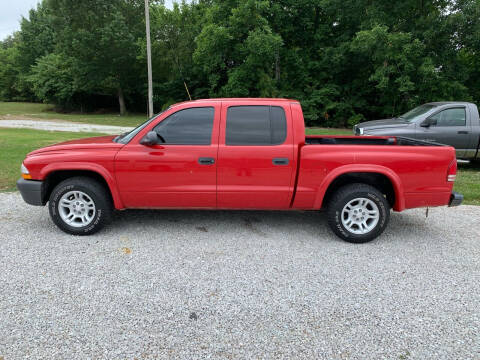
[327,183,390,243]
[49,177,112,235]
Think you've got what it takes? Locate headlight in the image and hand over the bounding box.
[354,125,364,135]
[21,163,32,180]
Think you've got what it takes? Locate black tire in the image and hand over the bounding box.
[327,183,390,243]
[48,177,113,235]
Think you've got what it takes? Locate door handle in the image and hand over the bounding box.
[198,157,215,165]
[458,131,469,134]
[272,158,289,166]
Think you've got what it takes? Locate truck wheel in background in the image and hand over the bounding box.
[48,177,113,235]
[327,183,390,243]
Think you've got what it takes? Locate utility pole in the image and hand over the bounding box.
[145,0,153,118]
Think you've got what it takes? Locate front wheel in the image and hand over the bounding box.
[49,177,113,235]
[327,183,390,243]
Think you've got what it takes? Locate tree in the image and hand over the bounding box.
[46,0,145,114]
[7,1,55,102]
[0,36,22,101]
[28,53,77,106]
[194,0,283,97]
[138,1,209,110]
[452,0,480,105]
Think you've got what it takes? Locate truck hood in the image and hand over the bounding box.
[356,118,412,133]
[27,135,124,156]
[358,118,410,128]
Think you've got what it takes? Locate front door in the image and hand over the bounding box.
[417,107,471,157]
[115,105,220,208]
[217,103,295,209]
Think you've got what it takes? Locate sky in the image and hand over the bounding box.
[0,0,180,40]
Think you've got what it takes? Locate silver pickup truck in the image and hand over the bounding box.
[354,102,480,160]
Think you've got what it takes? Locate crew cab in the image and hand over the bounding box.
[17,98,463,243]
[354,102,480,160]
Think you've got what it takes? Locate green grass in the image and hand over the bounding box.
[455,162,480,206]
[0,101,147,127]
[0,128,103,191]
[306,127,352,135]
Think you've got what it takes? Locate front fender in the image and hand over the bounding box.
[313,164,405,211]
[40,162,124,210]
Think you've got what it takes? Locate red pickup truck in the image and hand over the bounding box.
[17,98,463,243]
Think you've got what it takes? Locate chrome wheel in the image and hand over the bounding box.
[341,197,379,235]
[58,191,96,228]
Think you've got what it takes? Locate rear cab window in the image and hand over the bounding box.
[226,105,287,145]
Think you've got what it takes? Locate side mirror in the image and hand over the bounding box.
[140,131,160,146]
[421,119,436,128]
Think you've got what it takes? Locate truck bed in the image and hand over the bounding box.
[305,135,446,147]
[295,135,456,212]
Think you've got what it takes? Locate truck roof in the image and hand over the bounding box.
[426,101,475,106]
[171,98,300,108]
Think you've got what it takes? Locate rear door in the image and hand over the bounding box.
[217,102,295,209]
[417,107,470,157]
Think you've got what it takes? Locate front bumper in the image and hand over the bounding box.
[449,191,463,207]
[16,178,44,206]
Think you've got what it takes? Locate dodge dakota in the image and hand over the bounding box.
[17,98,463,243]
[354,102,480,160]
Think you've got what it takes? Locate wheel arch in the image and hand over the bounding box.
[41,164,124,209]
[314,165,405,211]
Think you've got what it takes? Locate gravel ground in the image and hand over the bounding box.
[0,119,133,134]
[0,192,479,359]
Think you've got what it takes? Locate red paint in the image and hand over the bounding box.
[23,98,457,212]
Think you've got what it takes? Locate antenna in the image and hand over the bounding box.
[184,81,192,101]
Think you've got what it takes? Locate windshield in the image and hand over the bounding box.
[398,104,437,123]
[114,109,168,144]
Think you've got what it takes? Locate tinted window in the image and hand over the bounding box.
[271,106,287,144]
[429,108,466,127]
[153,107,214,145]
[226,106,287,145]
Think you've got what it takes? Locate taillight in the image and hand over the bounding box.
[447,160,457,182]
